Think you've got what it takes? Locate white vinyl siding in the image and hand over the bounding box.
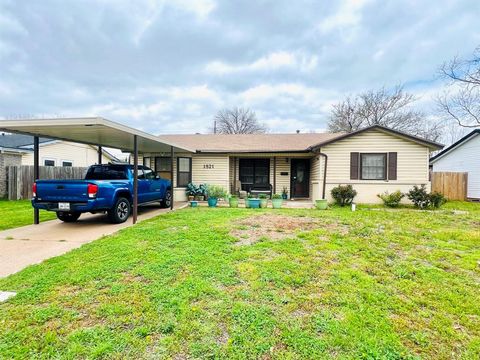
[431,133,480,199]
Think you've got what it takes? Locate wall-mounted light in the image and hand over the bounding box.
[285,158,289,163]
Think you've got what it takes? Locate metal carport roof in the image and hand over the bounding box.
[0,117,194,153]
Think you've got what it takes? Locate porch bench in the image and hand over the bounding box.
[249,184,273,198]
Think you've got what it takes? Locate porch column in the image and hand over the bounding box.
[33,136,39,225]
[170,146,174,210]
[132,135,138,224]
[98,146,102,164]
[273,157,277,194]
[233,157,237,193]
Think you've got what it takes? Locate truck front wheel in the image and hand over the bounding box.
[108,197,131,223]
[161,190,172,208]
[57,211,81,223]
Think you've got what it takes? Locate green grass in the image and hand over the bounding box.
[0,200,56,231]
[0,201,479,359]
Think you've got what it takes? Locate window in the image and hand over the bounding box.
[155,157,172,180]
[143,167,156,180]
[177,157,191,187]
[44,159,55,166]
[239,159,270,190]
[360,153,386,180]
[62,161,73,167]
[85,165,127,180]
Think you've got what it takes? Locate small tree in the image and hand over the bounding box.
[213,107,266,134]
[331,185,357,206]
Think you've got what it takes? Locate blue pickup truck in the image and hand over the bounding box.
[32,164,172,223]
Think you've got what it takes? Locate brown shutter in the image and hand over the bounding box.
[388,152,397,180]
[350,152,359,180]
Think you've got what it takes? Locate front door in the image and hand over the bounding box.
[291,159,310,198]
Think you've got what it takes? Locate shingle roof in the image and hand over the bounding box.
[0,133,52,148]
[157,132,343,153]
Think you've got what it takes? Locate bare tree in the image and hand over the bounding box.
[328,85,443,140]
[213,107,266,134]
[437,47,480,128]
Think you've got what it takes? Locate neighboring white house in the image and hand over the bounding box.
[430,129,480,200]
[0,133,117,167]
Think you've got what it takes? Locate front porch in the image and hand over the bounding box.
[228,154,319,200]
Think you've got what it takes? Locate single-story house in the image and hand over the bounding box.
[139,125,442,203]
[430,129,480,200]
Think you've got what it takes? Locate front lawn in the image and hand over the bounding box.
[0,200,56,231]
[0,202,479,358]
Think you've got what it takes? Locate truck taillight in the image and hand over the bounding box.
[32,183,37,197]
[87,183,98,198]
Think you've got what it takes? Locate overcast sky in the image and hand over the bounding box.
[1,0,479,134]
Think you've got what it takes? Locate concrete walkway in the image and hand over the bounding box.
[0,203,187,278]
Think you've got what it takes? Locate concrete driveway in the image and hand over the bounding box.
[0,203,187,278]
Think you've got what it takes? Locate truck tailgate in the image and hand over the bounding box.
[36,180,91,202]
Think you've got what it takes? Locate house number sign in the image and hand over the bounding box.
[203,164,215,169]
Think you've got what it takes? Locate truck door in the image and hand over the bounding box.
[143,166,162,202]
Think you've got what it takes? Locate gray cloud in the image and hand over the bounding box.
[1,0,479,134]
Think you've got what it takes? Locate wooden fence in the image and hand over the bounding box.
[6,165,87,200]
[431,171,468,201]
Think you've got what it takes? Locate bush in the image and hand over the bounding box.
[407,185,448,209]
[258,194,268,199]
[272,194,282,199]
[429,191,447,209]
[331,185,357,206]
[407,185,430,209]
[206,185,226,199]
[377,190,404,208]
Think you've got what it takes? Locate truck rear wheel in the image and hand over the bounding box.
[57,211,81,223]
[108,197,131,223]
[161,190,172,208]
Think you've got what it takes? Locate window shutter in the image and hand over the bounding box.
[388,152,397,180]
[350,152,359,180]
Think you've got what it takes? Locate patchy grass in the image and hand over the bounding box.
[0,202,479,359]
[0,200,56,231]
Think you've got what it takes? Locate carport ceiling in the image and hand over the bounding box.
[0,117,193,153]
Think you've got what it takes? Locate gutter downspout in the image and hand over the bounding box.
[314,148,328,199]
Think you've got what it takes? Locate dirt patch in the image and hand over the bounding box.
[231,214,331,245]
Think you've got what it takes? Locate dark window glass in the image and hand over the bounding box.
[44,159,55,166]
[361,153,386,180]
[143,167,156,180]
[85,165,128,180]
[155,157,172,180]
[62,161,72,167]
[177,157,191,187]
[239,159,270,190]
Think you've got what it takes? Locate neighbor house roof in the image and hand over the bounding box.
[0,131,119,161]
[157,125,443,153]
[0,133,52,148]
[430,129,480,163]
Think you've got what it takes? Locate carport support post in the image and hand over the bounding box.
[170,146,174,210]
[98,146,102,164]
[133,135,138,224]
[33,136,40,224]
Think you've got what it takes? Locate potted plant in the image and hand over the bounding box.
[244,194,250,208]
[206,185,226,207]
[282,187,288,200]
[196,183,208,201]
[272,194,283,209]
[186,182,197,202]
[315,199,328,210]
[259,194,269,208]
[248,196,261,209]
[229,195,239,208]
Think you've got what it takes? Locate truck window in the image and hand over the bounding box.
[143,167,156,180]
[85,166,128,180]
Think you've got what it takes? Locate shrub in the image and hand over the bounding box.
[258,194,268,199]
[207,185,226,199]
[377,190,404,208]
[198,183,208,196]
[429,191,447,209]
[186,182,198,196]
[407,185,430,209]
[272,194,282,199]
[331,185,357,206]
